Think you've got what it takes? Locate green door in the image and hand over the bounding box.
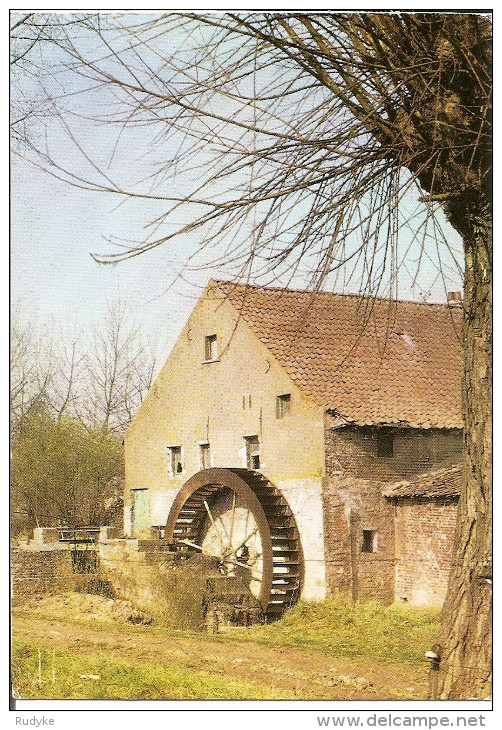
[132,489,150,538]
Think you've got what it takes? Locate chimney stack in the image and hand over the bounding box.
[447,291,462,308]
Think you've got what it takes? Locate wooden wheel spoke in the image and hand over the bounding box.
[203,499,227,553]
[216,514,232,549]
[233,559,256,570]
[234,527,259,554]
[178,538,204,552]
[244,508,250,538]
[229,491,237,549]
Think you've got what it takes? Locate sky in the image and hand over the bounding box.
[12,153,208,360]
[10,10,465,368]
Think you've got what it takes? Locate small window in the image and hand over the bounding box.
[200,443,211,470]
[361,530,378,553]
[276,393,291,419]
[168,446,183,476]
[377,431,394,457]
[244,435,260,470]
[204,334,217,361]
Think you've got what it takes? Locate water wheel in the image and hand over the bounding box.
[165,468,302,620]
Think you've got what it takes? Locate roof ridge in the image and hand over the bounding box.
[214,279,460,308]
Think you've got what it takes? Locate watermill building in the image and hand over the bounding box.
[124,279,463,616]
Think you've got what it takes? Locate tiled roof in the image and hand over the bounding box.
[383,466,462,499]
[215,280,463,428]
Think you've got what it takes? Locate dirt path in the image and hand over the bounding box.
[12,596,429,700]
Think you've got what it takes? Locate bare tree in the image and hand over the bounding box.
[10,12,77,147]
[11,309,85,428]
[10,13,55,68]
[10,310,53,431]
[11,302,155,434]
[49,327,85,422]
[10,303,154,533]
[11,12,491,698]
[84,300,156,433]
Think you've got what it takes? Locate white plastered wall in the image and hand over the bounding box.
[277,478,327,600]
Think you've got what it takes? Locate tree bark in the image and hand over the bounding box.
[432,204,492,699]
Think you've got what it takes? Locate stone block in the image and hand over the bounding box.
[99,526,121,541]
[32,527,59,544]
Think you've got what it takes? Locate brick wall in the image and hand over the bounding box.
[11,545,74,604]
[325,424,462,482]
[321,473,396,603]
[322,421,462,603]
[393,497,458,606]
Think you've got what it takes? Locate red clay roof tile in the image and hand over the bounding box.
[383,466,461,499]
[216,280,463,428]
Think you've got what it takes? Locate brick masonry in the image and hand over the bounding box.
[12,536,249,629]
[12,536,106,605]
[393,497,458,606]
[322,419,462,603]
[11,544,75,604]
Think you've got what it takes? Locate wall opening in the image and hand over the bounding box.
[244,435,260,470]
[361,529,378,553]
[168,446,183,475]
[204,334,218,361]
[242,394,252,410]
[200,442,211,470]
[132,488,150,537]
[276,393,291,419]
[71,549,98,574]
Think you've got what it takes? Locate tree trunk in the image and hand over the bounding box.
[432,206,492,699]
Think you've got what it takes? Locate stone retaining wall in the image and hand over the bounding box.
[97,539,222,628]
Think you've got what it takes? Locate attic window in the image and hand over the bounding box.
[168,446,183,476]
[361,530,378,553]
[244,435,260,470]
[276,393,291,419]
[377,431,394,457]
[204,334,218,361]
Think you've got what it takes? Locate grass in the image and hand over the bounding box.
[12,639,295,700]
[220,599,441,665]
[12,597,439,699]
